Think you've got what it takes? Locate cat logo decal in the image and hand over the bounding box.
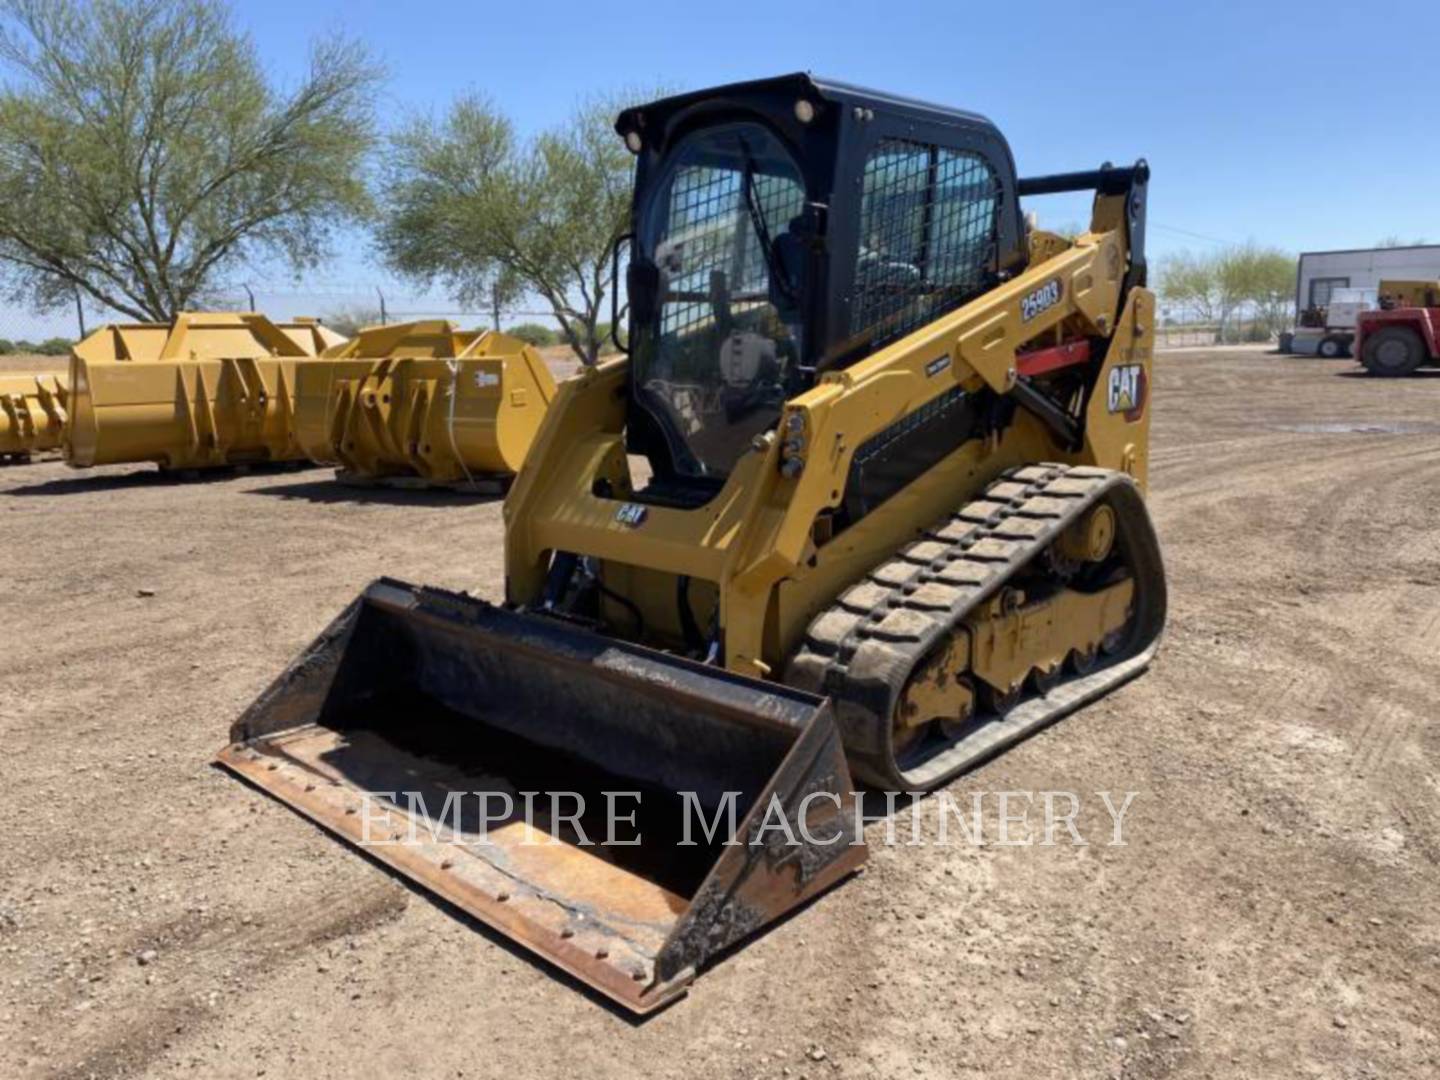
[1106,364,1147,422]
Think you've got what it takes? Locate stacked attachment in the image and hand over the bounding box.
[0,372,69,462]
[292,322,558,491]
[66,313,345,471]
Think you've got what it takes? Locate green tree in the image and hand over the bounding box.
[33,335,72,355]
[1161,245,1295,343]
[1211,245,1271,343]
[1159,250,1220,330]
[375,94,523,332]
[376,90,650,365]
[1219,244,1294,339]
[319,306,382,338]
[0,0,380,322]
[504,322,557,347]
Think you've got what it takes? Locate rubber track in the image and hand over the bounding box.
[785,463,1167,790]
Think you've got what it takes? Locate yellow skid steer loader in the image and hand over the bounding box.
[220,75,1166,1013]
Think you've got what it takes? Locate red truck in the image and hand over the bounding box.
[1355,280,1440,376]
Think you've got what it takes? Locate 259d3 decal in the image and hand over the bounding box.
[1020,279,1063,321]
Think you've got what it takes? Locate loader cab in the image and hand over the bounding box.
[616,74,1027,501]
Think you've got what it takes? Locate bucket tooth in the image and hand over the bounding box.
[0,372,69,459]
[218,579,866,1013]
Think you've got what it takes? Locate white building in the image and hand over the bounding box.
[1296,245,1440,313]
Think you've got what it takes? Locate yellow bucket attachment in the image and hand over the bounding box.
[0,372,69,460]
[218,580,866,1013]
[65,313,345,471]
[293,322,557,489]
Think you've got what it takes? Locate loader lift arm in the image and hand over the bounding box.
[1006,160,1149,447]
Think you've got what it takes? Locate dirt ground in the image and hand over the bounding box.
[0,354,69,376]
[2,346,1438,1079]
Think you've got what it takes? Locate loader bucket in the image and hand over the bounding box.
[217,579,866,1014]
[0,372,69,460]
[292,322,557,489]
[65,312,340,471]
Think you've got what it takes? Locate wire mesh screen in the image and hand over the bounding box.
[853,140,1000,348]
[657,163,804,376]
[637,125,808,477]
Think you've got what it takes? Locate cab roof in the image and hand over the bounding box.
[615,72,1003,142]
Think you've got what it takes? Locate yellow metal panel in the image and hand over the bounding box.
[1080,288,1154,491]
[1378,279,1440,309]
[293,322,557,486]
[506,196,1148,678]
[0,372,69,457]
[64,312,339,470]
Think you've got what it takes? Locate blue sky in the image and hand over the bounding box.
[17,0,1440,334]
[241,0,1437,261]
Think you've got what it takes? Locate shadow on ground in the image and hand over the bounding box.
[3,461,324,497]
[1334,368,1440,380]
[248,476,501,507]
[4,466,177,496]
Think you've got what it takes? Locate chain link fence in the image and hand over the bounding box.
[0,283,1295,363]
[0,283,577,365]
[203,284,566,336]
[1155,299,1292,350]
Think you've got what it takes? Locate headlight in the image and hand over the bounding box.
[779,412,807,478]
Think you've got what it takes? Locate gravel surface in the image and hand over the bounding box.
[1,347,1437,1078]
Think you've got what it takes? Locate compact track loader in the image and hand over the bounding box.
[220,75,1166,1013]
[292,321,558,490]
